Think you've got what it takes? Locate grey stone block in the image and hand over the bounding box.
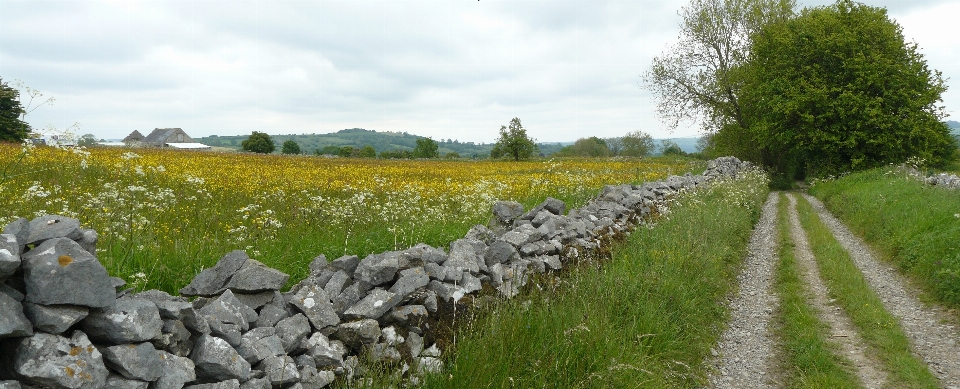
[191,334,251,382]
[200,289,256,332]
[231,290,278,311]
[354,253,398,286]
[236,327,284,364]
[0,292,32,338]
[7,330,108,389]
[0,234,20,280]
[81,297,163,344]
[329,254,360,274]
[99,342,163,381]
[388,267,429,300]
[334,319,381,350]
[343,288,399,320]
[224,258,289,293]
[291,284,339,330]
[26,215,81,245]
[484,240,519,267]
[274,313,311,353]
[22,302,87,335]
[332,282,367,316]
[154,319,194,357]
[2,217,29,254]
[256,355,300,386]
[134,289,192,320]
[21,237,115,308]
[492,201,524,224]
[179,250,249,297]
[305,332,346,368]
[154,350,196,389]
[104,374,149,389]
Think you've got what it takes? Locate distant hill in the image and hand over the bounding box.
[946,120,960,129]
[197,129,702,157]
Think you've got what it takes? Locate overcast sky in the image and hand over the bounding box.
[1,0,957,143]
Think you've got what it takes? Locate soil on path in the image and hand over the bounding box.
[786,193,887,388]
[804,194,960,388]
[709,192,782,389]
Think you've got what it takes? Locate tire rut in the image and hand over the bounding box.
[709,191,782,389]
[786,193,887,388]
[804,193,960,388]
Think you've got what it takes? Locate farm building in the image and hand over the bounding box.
[124,128,210,149]
[122,130,145,144]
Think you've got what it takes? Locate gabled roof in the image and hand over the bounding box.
[122,130,145,142]
[143,128,182,145]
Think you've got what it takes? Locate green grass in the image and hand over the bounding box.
[810,168,960,307]
[401,171,770,388]
[795,195,940,388]
[774,193,861,389]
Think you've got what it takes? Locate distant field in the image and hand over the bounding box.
[0,144,695,293]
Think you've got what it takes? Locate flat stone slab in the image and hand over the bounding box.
[26,215,81,245]
[99,342,163,381]
[224,258,289,293]
[21,237,115,308]
[81,297,163,344]
[290,284,339,330]
[22,302,88,335]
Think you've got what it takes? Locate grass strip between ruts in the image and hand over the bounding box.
[774,193,861,389]
[795,195,940,389]
[406,172,769,389]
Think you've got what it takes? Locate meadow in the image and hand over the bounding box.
[0,143,694,293]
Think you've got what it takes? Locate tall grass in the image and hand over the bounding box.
[773,193,860,388]
[810,168,960,307]
[413,170,769,388]
[0,144,695,293]
[796,196,939,388]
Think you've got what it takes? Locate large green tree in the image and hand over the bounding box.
[644,0,795,132]
[621,130,656,157]
[241,131,276,154]
[413,137,439,158]
[741,0,957,177]
[0,78,30,143]
[491,117,538,161]
[281,140,301,155]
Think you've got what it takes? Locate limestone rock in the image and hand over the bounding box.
[21,237,115,308]
[199,289,256,332]
[343,288,399,320]
[81,297,163,344]
[99,342,163,381]
[354,253,399,286]
[256,355,299,386]
[291,284,339,330]
[224,258,289,293]
[26,215,81,245]
[22,302,87,335]
[179,250,249,297]
[154,350,196,389]
[191,334,251,382]
[2,217,29,254]
[305,332,346,368]
[184,380,240,389]
[0,234,20,280]
[329,254,360,274]
[235,327,284,364]
[0,292,31,338]
[484,240,519,267]
[388,267,429,300]
[334,319,381,350]
[274,313,311,353]
[492,201,524,224]
[7,330,108,389]
[104,374,149,389]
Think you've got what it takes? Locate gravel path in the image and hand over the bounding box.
[786,193,887,388]
[804,193,960,388]
[709,192,782,389]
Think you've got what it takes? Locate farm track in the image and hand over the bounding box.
[785,193,886,388]
[709,191,782,389]
[804,194,960,388]
[711,191,960,388]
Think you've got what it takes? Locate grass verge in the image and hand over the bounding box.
[809,168,960,308]
[403,171,770,388]
[795,195,939,388]
[774,193,860,388]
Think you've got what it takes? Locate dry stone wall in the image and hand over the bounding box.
[0,157,755,389]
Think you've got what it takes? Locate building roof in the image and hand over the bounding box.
[122,130,145,143]
[143,128,183,145]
